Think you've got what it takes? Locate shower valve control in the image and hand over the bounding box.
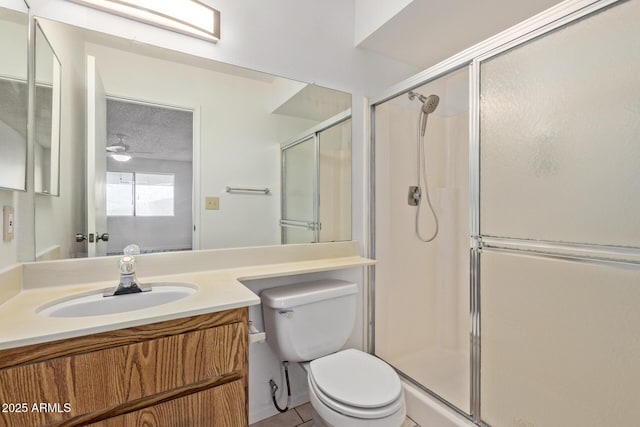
[408,186,421,206]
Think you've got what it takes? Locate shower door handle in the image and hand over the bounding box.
[279,219,318,230]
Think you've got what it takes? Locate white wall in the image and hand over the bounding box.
[354,0,414,46]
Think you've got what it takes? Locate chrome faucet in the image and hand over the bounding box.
[104,253,151,297]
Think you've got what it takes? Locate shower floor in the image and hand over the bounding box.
[390,347,470,414]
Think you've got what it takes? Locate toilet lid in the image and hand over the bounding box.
[309,349,402,409]
[309,371,404,419]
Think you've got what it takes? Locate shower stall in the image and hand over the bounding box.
[373,66,471,414]
[280,111,352,244]
[370,0,640,425]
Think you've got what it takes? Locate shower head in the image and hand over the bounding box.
[420,94,439,114]
[409,91,440,136]
[408,91,439,115]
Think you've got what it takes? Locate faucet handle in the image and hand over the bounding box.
[119,255,136,275]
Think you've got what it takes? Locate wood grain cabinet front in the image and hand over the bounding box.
[0,308,248,427]
[88,380,245,427]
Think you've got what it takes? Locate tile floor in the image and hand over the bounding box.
[249,402,420,427]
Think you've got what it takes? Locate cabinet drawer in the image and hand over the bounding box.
[0,321,246,427]
[89,380,246,427]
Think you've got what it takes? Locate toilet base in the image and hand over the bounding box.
[311,406,328,427]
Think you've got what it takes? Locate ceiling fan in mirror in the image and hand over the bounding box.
[106,134,152,161]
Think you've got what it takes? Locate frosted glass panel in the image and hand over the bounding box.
[480,1,640,247]
[282,227,314,244]
[319,119,351,242]
[481,250,640,426]
[374,67,470,413]
[282,137,315,222]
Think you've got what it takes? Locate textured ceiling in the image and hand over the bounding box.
[106,99,193,162]
[0,79,27,138]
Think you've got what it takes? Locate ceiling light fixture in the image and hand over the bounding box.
[69,0,220,42]
[111,153,132,162]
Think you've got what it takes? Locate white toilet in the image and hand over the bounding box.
[261,279,406,427]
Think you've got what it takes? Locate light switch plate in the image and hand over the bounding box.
[205,196,220,210]
[3,206,14,241]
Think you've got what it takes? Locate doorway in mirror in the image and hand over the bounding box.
[104,98,194,256]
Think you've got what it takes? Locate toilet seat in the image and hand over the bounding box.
[308,349,403,419]
[309,371,404,419]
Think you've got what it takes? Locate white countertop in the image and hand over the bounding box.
[0,255,374,350]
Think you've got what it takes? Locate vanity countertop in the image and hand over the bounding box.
[0,254,374,351]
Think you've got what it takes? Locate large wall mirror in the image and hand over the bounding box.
[33,17,352,261]
[0,3,28,192]
[34,20,62,196]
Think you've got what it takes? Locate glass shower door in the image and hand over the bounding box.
[281,115,353,244]
[281,136,317,244]
[318,119,352,242]
[479,1,640,425]
[373,67,471,414]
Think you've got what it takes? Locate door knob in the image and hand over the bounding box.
[75,233,87,242]
[96,233,109,242]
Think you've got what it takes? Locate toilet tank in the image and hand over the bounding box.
[261,279,358,362]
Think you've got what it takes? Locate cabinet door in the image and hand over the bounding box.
[0,322,246,427]
[89,380,246,427]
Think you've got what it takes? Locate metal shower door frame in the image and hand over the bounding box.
[280,110,352,244]
[281,135,320,243]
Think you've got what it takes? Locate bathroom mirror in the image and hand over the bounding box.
[34,20,62,196]
[0,4,29,191]
[33,17,352,261]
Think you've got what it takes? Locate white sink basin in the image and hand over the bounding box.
[38,283,197,318]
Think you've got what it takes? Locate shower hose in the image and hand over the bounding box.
[415,111,439,242]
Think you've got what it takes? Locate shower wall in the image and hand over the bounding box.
[374,67,470,413]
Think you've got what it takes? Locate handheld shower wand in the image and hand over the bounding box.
[408,91,440,242]
[409,91,439,136]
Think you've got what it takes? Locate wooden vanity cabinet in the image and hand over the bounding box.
[0,308,248,427]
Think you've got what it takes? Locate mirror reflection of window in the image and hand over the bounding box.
[106,172,134,216]
[135,173,175,217]
[106,172,175,217]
